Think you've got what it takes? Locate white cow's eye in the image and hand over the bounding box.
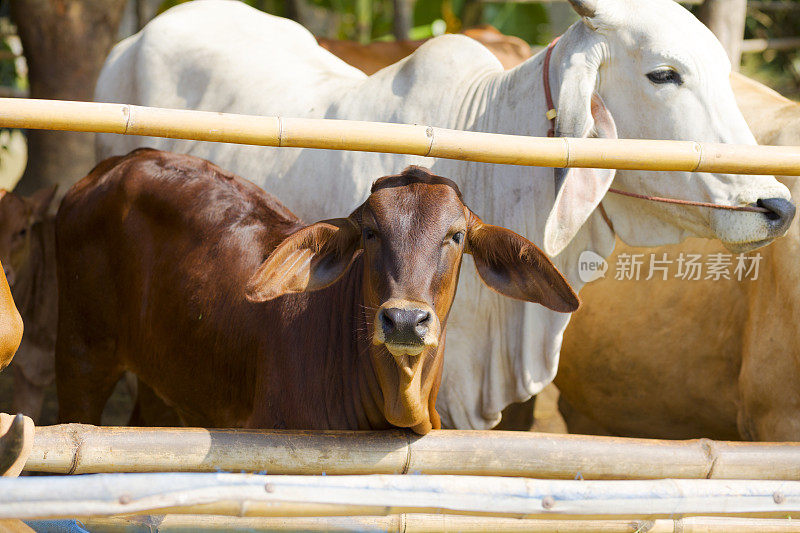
[647,68,682,85]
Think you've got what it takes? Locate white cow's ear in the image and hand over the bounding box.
[543,67,617,257]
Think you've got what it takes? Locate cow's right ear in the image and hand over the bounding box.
[544,34,617,257]
[27,185,58,220]
[245,218,361,302]
[466,214,580,313]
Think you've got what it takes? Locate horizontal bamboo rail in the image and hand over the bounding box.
[742,36,800,53]
[76,515,800,532]
[2,473,800,520]
[2,98,800,174]
[24,424,800,480]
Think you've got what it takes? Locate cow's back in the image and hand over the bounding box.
[56,148,301,426]
[94,0,505,221]
[731,72,800,146]
[95,0,365,160]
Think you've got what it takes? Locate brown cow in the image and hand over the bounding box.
[554,73,800,441]
[0,259,21,373]
[0,216,31,480]
[0,187,58,422]
[318,25,531,75]
[55,149,577,434]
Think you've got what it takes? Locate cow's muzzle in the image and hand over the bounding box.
[757,197,796,237]
[373,300,439,359]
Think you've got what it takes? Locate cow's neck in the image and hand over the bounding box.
[430,25,617,429]
[317,263,438,433]
[12,216,57,346]
[300,261,396,431]
[452,25,616,289]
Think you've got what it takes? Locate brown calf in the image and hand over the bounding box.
[55,149,577,434]
[0,187,58,422]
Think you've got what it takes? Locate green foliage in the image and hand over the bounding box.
[223,0,549,44]
[739,0,800,99]
[482,2,548,43]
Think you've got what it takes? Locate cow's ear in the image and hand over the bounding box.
[245,218,361,302]
[466,214,579,313]
[27,185,58,220]
[543,53,617,257]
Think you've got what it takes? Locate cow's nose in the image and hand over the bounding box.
[379,307,431,345]
[757,197,796,236]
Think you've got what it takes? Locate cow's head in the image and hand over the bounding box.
[245,166,578,434]
[543,0,794,256]
[0,187,56,287]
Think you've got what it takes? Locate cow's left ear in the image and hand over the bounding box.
[246,218,361,302]
[27,184,58,220]
[544,45,617,257]
[466,214,579,313]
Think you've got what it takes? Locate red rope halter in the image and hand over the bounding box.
[541,37,769,228]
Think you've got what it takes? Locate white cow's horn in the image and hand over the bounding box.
[566,0,597,17]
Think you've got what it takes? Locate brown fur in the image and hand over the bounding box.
[318,25,531,75]
[0,259,21,373]
[55,150,576,434]
[0,187,56,422]
[554,73,800,441]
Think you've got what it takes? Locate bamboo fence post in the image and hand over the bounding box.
[2,473,800,520]
[1,98,800,174]
[74,515,800,533]
[23,424,800,480]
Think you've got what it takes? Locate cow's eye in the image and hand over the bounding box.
[647,68,682,86]
[451,231,464,245]
[363,227,376,241]
[17,228,26,238]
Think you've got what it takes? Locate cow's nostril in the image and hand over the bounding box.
[413,310,430,337]
[379,309,396,334]
[757,197,796,231]
[412,310,430,326]
[381,307,430,345]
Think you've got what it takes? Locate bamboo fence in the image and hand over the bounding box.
[2,472,800,520]
[2,98,800,174]
[23,424,800,480]
[72,515,800,532]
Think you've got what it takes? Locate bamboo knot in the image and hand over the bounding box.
[541,495,555,509]
[66,423,88,475]
[698,438,720,479]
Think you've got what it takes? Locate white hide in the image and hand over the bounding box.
[95,0,792,429]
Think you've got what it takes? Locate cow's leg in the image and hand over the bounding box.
[55,327,122,425]
[495,397,535,431]
[128,378,183,427]
[558,394,614,436]
[10,366,45,423]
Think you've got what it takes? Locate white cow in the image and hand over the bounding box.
[95,0,794,429]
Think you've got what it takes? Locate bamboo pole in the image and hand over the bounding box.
[74,515,800,532]
[2,98,800,174]
[24,424,800,480]
[2,473,800,520]
[742,37,800,53]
